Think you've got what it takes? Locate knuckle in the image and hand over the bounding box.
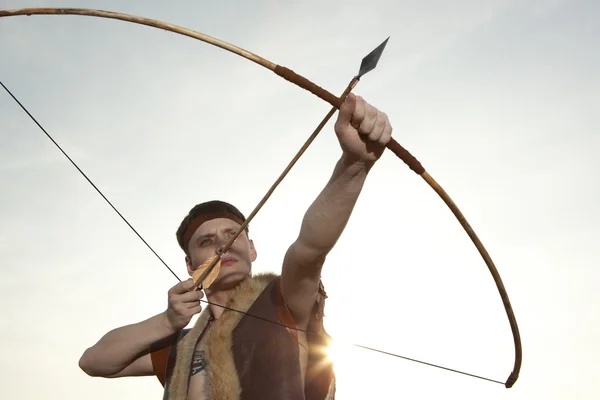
[360,118,375,134]
[369,107,377,119]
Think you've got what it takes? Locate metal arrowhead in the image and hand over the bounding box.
[357,36,390,78]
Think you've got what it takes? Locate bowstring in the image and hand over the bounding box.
[1,79,504,386]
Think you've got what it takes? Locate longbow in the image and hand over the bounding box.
[0,7,522,388]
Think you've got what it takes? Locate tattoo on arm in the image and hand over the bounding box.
[191,350,208,376]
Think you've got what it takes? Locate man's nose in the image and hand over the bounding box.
[215,235,227,254]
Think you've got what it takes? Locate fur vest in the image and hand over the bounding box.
[154,273,336,400]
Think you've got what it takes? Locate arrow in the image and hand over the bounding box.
[191,38,390,290]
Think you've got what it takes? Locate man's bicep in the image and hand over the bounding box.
[280,240,326,327]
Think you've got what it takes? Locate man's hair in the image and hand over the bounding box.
[176,200,248,255]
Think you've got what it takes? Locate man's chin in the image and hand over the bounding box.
[211,271,250,291]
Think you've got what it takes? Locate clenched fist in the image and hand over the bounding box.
[334,93,392,164]
[163,279,204,332]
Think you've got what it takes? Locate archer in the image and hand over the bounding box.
[78,93,393,399]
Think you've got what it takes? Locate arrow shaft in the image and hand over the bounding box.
[192,77,359,290]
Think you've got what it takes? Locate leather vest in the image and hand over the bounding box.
[151,273,336,400]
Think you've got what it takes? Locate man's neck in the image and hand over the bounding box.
[206,289,233,320]
[204,276,250,319]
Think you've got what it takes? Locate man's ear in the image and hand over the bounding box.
[249,239,257,262]
[185,255,194,277]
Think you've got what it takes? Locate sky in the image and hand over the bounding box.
[1,0,598,398]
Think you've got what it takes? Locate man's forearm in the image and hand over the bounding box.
[79,311,175,376]
[297,153,372,255]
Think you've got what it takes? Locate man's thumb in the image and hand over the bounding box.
[337,92,356,126]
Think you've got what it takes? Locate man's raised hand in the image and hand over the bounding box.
[334,93,392,164]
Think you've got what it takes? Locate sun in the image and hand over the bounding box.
[324,336,348,365]
[322,335,366,379]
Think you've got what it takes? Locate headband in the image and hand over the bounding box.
[182,211,246,252]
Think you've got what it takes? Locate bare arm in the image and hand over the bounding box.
[281,94,392,327]
[78,311,176,377]
[281,155,371,326]
[79,278,204,378]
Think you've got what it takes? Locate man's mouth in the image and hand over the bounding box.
[221,256,237,266]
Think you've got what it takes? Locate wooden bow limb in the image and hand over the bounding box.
[0,8,341,108]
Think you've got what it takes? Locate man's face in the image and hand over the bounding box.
[185,217,256,291]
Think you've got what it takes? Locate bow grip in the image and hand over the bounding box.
[274,65,425,176]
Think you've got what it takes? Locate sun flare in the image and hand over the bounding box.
[324,337,348,365]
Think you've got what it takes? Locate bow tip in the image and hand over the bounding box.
[504,371,519,388]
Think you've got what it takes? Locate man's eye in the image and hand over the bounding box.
[200,239,211,245]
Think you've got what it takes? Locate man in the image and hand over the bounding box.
[78,93,393,399]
